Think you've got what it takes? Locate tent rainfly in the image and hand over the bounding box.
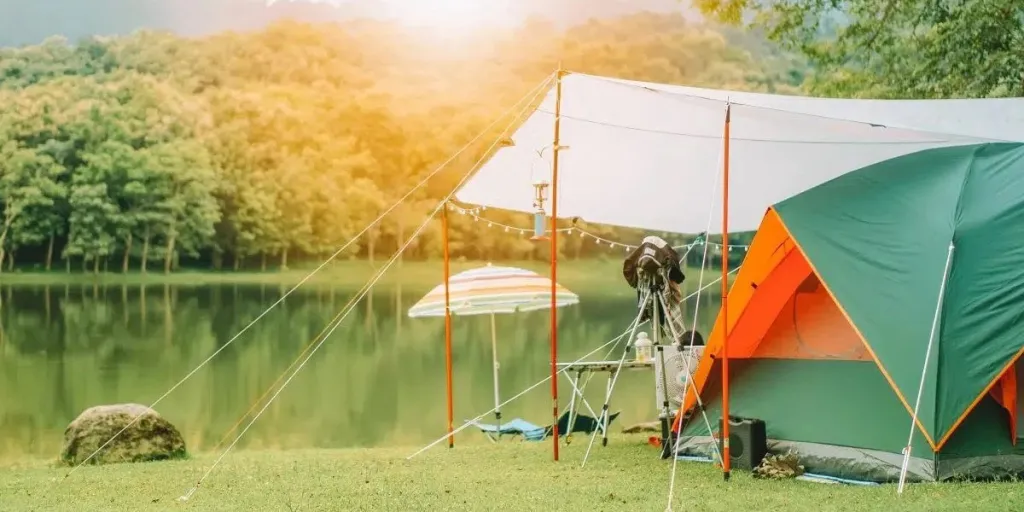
[455,72,1024,234]
[674,143,1024,482]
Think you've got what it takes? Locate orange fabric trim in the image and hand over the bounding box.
[675,209,795,427]
[938,346,1024,450]
[675,245,809,423]
[775,215,938,451]
[1007,371,1018,443]
[989,366,1017,444]
[725,250,811,359]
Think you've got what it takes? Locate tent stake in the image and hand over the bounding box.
[442,206,455,448]
[491,312,502,437]
[721,102,732,481]
[898,241,955,494]
[549,64,566,462]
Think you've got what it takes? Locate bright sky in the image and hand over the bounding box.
[266,0,519,30]
[378,0,517,29]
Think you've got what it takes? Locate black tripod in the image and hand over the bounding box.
[654,288,721,464]
[580,286,653,467]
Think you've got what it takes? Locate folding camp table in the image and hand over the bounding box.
[557,359,655,446]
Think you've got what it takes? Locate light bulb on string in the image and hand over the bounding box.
[504,226,509,232]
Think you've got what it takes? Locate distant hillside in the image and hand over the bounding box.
[0,0,702,47]
[0,13,788,271]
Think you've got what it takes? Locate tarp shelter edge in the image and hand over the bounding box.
[455,71,1024,234]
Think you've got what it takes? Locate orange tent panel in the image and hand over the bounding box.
[680,208,797,413]
[677,208,869,429]
[750,274,871,362]
[989,364,1018,444]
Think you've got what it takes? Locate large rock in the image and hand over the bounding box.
[60,404,187,466]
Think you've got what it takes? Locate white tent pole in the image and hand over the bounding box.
[898,241,955,495]
[491,312,502,437]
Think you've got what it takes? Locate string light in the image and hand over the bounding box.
[444,202,751,252]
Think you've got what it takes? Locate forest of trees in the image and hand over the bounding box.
[696,0,1023,99]
[0,14,785,274]
[2,3,1014,275]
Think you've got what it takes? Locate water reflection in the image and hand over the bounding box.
[0,282,721,459]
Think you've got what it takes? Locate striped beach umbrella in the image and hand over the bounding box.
[408,264,580,435]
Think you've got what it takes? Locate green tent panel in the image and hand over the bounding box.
[774,143,1024,446]
[693,359,932,455]
[681,358,1024,481]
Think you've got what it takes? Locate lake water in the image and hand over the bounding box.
[0,281,721,460]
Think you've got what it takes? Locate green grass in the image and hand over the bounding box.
[1,438,1019,511]
[0,259,729,294]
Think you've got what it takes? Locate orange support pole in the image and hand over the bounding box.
[442,206,455,448]
[549,67,565,462]
[721,103,732,480]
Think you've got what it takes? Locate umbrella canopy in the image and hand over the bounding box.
[408,264,579,318]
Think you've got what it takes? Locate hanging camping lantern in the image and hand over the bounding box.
[531,179,550,240]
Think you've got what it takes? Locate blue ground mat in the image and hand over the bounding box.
[470,411,621,441]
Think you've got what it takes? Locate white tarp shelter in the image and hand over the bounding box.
[455,72,1024,233]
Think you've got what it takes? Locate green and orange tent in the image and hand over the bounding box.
[674,142,1024,482]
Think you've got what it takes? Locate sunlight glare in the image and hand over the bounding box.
[377,0,514,30]
[266,0,515,31]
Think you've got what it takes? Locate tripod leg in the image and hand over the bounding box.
[656,344,674,459]
[656,292,724,466]
[582,290,651,468]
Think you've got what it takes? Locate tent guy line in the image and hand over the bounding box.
[208,272,383,453]
[408,302,648,461]
[454,71,1023,234]
[668,115,726,509]
[581,289,653,468]
[898,242,955,494]
[448,203,751,251]
[592,73,1023,142]
[58,70,557,483]
[181,164,471,502]
[534,109,959,146]
[405,265,742,460]
[179,71,557,501]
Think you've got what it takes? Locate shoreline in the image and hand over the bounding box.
[0,259,728,292]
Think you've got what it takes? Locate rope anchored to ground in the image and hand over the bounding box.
[176,73,557,502]
[59,71,557,484]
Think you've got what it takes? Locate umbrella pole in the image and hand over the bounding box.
[491,312,501,438]
[721,102,732,481]
[549,65,566,462]
[442,207,455,448]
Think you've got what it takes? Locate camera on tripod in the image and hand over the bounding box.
[622,236,703,347]
[622,235,708,457]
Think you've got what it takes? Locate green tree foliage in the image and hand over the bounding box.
[0,14,778,273]
[694,0,1024,98]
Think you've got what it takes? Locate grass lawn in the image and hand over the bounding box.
[0,259,730,295]
[1,437,1018,511]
